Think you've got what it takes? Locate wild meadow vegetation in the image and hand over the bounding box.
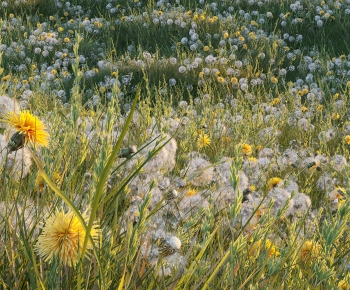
[1,0,350,288]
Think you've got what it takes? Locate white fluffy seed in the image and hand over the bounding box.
[169,236,181,250]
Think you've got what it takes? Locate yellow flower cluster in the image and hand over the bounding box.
[249,238,280,258]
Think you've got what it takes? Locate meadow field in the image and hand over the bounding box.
[0,0,350,288]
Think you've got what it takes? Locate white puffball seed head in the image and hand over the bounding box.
[169,236,181,250]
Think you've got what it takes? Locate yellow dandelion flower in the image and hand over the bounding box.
[198,133,211,149]
[217,76,225,83]
[301,106,308,112]
[242,143,252,156]
[299,240,321,263]
[302,88,309,95]
[223,32,229,38]
[270,76,278,84]
[271,98,280,106]
[267,177,282,190]
[231,77,238,84]
[36,209,100,267]
[185,188,198,197]
[317,104,323,111]
[332,113,340,120]
[345,135,350,144]
[64,37,70,43]
[248,157,257,162]
[249,185,256,191]
[338,280,350,290]
[249,31,257,40]
[3,110,49,148]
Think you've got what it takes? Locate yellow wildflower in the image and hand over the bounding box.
[242,144,252,156]
[3,110,49,148]
[36,209,100,267]
[345,135,350,144]
[267,177,282,190]
[299,240,321,262]
[198,133,211,149]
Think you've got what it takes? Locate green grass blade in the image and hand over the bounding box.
[80,84,141,287]
[174,227,218,290]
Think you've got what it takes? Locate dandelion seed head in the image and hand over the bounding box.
[184,153,214,187]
